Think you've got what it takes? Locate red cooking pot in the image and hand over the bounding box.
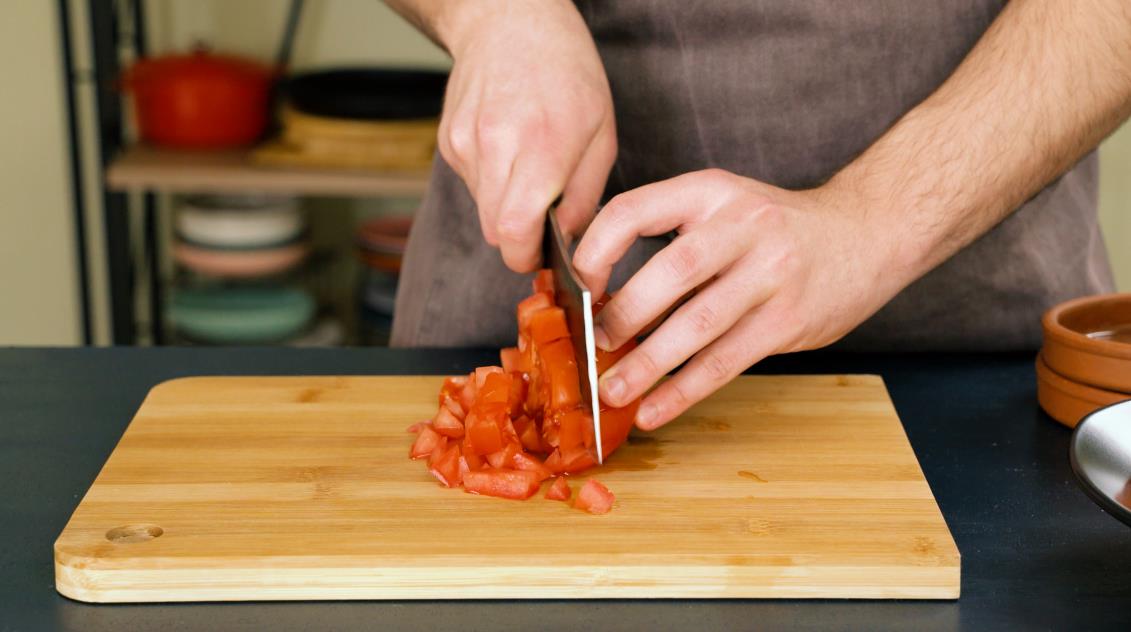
[124,50,275,149]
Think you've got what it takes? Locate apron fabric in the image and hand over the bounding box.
[392,0,1114,351]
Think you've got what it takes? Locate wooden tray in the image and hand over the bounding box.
[54,375,959,602]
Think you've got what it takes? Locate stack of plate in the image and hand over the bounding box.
[356,215,411,345]
[169,195,322,345]
[1037,294,1131,427]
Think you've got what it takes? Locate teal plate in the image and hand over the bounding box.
[169,287,315,344]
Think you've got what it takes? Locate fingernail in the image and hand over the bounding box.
[593,325,612,351]
[636,402,658,429]
[601,373,626,403]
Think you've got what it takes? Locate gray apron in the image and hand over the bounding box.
[392,0,1114,351]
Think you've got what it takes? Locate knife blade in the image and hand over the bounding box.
[542,207,603,464]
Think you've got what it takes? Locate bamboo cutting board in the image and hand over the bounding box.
[54,375,959,602]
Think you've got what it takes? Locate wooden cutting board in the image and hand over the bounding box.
[54,375,959,602]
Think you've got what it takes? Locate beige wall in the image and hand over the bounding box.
[1100,123,1131,290]
[0,2,81,345]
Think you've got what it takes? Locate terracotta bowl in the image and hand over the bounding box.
[1036,354,1130,428]
[173,241,309,279]
[1042,294,1131,393]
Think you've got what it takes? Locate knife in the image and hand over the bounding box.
[543,207,604,464]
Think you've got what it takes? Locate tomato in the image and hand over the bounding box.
[410,425,442,459]
[462,469,543,500]
[545,476,571,501]
[532,269,554,294]
[461,436,485,470]
[441,395,465,420]
[557,446,597,474]
[558,408,588,452]
[529,307,570,345]
[459,372,478,411]
[595,338,636,375]
[512,452,553,481]
[540,339,581,411]
[515,416,541,452]
[429,443,462,488]
[406,421,428,434]
[506,372,527,417]
[439,375,467,407]
[599,399,639,458]
[427,435,449,468]
[475,366,505,390]
[574,479,614,514]
[465,402,506,455]
[517,292,553,331]
[433,405,464,438]
[486,442,519,469]
[477,371,511,406]
[500,347,523,373]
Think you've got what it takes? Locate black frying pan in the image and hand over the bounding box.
[279,68,448,120]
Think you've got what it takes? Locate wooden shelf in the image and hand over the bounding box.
[106,145,431,197]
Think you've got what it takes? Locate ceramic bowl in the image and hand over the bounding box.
[173,241,308,279]
[1042,294,1131,393]
[177,196,303,249]
[169,287,315,344]
[1036,354,1130,428]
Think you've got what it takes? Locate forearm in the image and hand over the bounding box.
[830,0,1131,297]
[381,1,482,54]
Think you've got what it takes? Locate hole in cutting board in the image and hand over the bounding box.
[106,524,164,544]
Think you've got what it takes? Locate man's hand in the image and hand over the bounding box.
[574,171,899,430]
[389,0,616,272]
[575,0,1131,432]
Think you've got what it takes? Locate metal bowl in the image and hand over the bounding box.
[1070,399,1131,527]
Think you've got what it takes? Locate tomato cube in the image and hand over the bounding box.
[462,469,543,500]
[532,269,554,294]
[410,425,442,459]
[558,408,589,452]
[574,479,615,514]
[517,292,554,332]
[465,402,506,455]
[429,443,462,488]
[545,476,571,501]
[433,405,465,438]
[478,371,511,406]
[529,307,570,346]
[500,347,524,373]
[512,452,553,481]
[540,339,581,411]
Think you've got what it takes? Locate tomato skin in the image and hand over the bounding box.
[545,476,571,501]
[410,425,442,459]
[595,338,636,376]
[462,469,543,500]
[529,307,570,346]
[433,405,465,438]
[599,400,639,458]
[532,269,554,294]
[574,479,615,514]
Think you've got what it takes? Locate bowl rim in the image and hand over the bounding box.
[1042,293,1131,360]
[1035,353,1130,404]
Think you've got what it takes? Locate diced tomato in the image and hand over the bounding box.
[507,372,527,417]
[459,372,478,411]
[529,307,570,345]
[458,455,472,481]
[428,436,449,470]
[540,339,581,411]
[439,375,468,407]
[475,366,505,390]
[406,421,428,434]
[512,452,553,481]
[499,417,520,445]
[478,371,511,406]
[558,408,588,452]
[500,347,524,373]
[545,476,571,501]
[517,292,553,331]
[574,479,614,514]
[532,269,554,294]
[410,425,442,459]
[558,446,598,474]
[485,442,519,469]
[433,405,465,438]
[461,435,485,470]
[462,469,543,500]
[429,443,461,488]
[515,415,541,452]
[465,402,506,455]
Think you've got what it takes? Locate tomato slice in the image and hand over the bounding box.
[558,408,588,452]
[529,307,570,346]
[545,476,571,501]
[500,347,524,373]
[574,479,614,514]
[410,425,442,459]
[462,469,543,500]
[532,269,554,294]
[433,405,465,438]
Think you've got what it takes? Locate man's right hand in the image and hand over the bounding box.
[416,0,617,272]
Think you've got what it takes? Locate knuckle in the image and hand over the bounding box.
[700,168,733,186]
[697,348,733,383]
[661,239,702,285]
[447,120,475,161]
[664,379,694,411]
[685,302,721,337]
[601,296,637,338]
